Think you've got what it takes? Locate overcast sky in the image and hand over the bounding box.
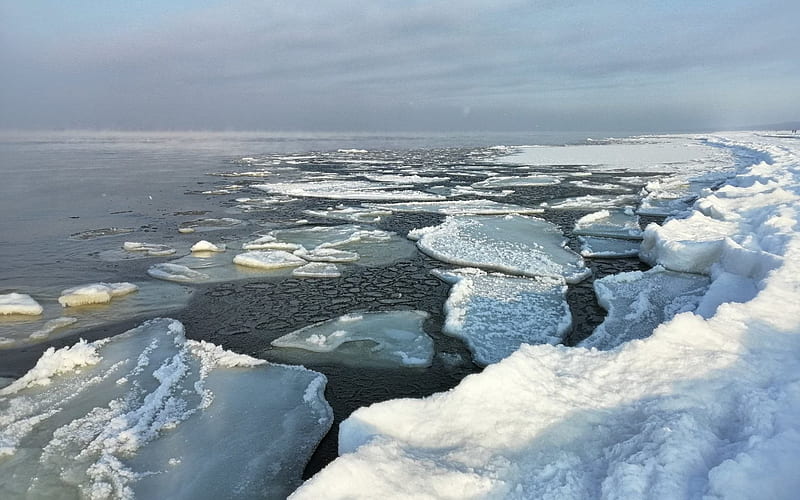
[1,0,798,133]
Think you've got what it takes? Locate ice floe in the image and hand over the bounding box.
[190,240,226,253]
[434,269,571,365]
[366,199,543,215]
[147,263,211,283]
[272,311,433,368]
[578,236,641,258]
[363,174,448,184]
[0,318,332,499]
[69,227,135,240]
[0,293,43,316]
[471,175,560,188]
[294,247,359,263]
[178,217,244,233]
[123,241,177,256]
[233,250,307,270]
[541,193,640,210]
[291,262,341,278]
[28,317,78,340]
[254,180,444,201]
[410,215,590,283]
[303,206,392,224]
[58,282,138,307]
[573,209,642,239]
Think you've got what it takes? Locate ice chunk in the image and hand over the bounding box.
[471,175,560,188]
[190,240,226,253]
[579,266,709,350]
[58,282,138,307]
[541,193,640,210]
[272,311,434,368]
[0,293,43,316]
[147,263,211,283]
[69,227,135,240]
[411,215,590,283]
[123,241,177,256]
[573,209,642,239]
[178,217,244,232]
[0,318,332,499]
[253,180,445,201]
[293,247,359,263]
[579,236,641,258]
[364,174,448,184]
[292,262,341,278]
[304,206,392,223]
[233,250,307,269]
[366,199,543,215]
[242,235,302,251]
[29,317,78,340]
[435,269,571,365]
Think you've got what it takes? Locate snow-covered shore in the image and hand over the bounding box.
[292,133,800,499]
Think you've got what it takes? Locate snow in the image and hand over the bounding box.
[190,240,226,253]
[291,133,800,499]
[147,263,211,283]
[0,293,43,315]
[272,311,434,368]
[411,214,590,283]
[434,268,571,365]
[58,282,138,307]
[253,180,445,201]
[365,199,543,215]
[0,318,332,499]
[123,241,177,256]
[292,262,341,278]
[573,209,643,239]
[579,266,709,350]
[579,236,642,258]
[233,250,307,269]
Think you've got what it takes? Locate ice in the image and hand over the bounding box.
[69,227,135,240]
[58,282,138,307]
[122,241,177,256]
[0,293,43,316]
[411,215,590,283]
[292,262,341,278]
[541,193,640,210]
[147,263,211,283]
[272,311,433,368]
[294,247,359,263]
[233,250,307,269]
[434,269,571,365]
[303,206,392,224]
[291,133,800,499]
[471,175,560,188]
[579,236,641,258]
[178,217,244,232]
[363,174,448,184]
[573,209,643,239]
[0,318,332,499]
[365,199,543,215]
[253,180,445,201]
[28,317,78,340]
[190,240,226,253]
[242,235,302,251]
[579,266,709,350]
[569,179,634,192]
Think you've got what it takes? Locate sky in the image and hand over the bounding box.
[1,0,798,133]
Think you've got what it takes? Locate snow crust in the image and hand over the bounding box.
[411,214,590,283]
[0,293,43,316]
[0,318,332,499]
[292,133,800,499]
[58,282,138,307]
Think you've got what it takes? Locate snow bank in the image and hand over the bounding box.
[58,282,138,307]
[0,293,43,315]
[291,133,800,499]
[0,318,332,499]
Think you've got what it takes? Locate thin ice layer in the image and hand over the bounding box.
[0,318,332,500]
[579,266,710,350]
[365,199,543,215]
[58,282,138,307]
[573,209,642,239]
[253,180,444,201]
[435,269,571,366]
[233,250,307,269]
[147,263,211,283]
[579,236,641,258]
[0,293,43,315]
[411,214,590,283]
[471,175,560,188]
[272,311,434,368]
[292,262,341,278]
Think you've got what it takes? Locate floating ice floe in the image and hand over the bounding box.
[569,179,635,192]
[271,311,434,368]
[253,180,445,201]
[434,269,571,365]
[471,175,560,189]
[365,199,542,215]
[294,248,359,263]
[147,263,211,283]
[190,240,226,253]
[541,193,640,210]
[410,215,590,283]
[69,227,135,240]
[363,174,449,184]
[178,217,244,233]
[58,282,138,307]
[123,241,177,256]
[573,209,642,239]
[578,236,641,258]
[242,235,302,251]
[304,206,392,224]
[578,266,709,350]
[0,293,43,316]
[28,317,78,340]
[292,262,341,278]
[0,318,332,499]
[233,250,306,270]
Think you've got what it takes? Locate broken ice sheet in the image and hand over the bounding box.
[573,209,642,239]
[271,311,434,368]
[0,318,332,500]
[579,236,641,258]
[365,199,542,215]
[579,266,710,350]
[434,268,571,366]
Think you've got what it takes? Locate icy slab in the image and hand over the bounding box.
[411,215,590,283]
[69,227,135,240]
[363,174,448,184]
[190,240,226,253]
[272,311,433,368]
[579,266,710,350]
[178,217,244,233]
[58,282,138,307]
[573,209,642,239]
[147,263,211,283]
[579,236,641,258]
[294,247,359,263]
[366,199,543,215]
[253,180,445,201]
[28,317,78,340]
[434,269,571,366]
[233,250,307,269]
[292,262,341,278]
[471,175,560,188]
[541,193,640,210]
[0,318,332,499]
[569,179,634,192]
[242,235,302,251]
[0,293,43,316]
[123,241,177,256]
[304,206,392,224]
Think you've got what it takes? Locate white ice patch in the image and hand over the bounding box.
[122,242,177,256]
[253,180,445,201]
[147,263,211,283]
[541,193,640,210]
[363,174,448,184]
[178,217,244,232]
[573,209,643,239]
[412,215,590,283]
[0,293,43,316]
[29,317,78,340]
[304,206,392,224]
[272,311,434,368]
[579,236,641,258]
[434,269,571,366]
[190,240,226,253]
[0,318,332,499]
[233,250,307,270]
[242,235,302,251]
[366,199,543,215]
[58,282,138,307]
[471,175,560,188]
[292,262,341,278]
[579,266,709,350]
[293,247,359,263]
